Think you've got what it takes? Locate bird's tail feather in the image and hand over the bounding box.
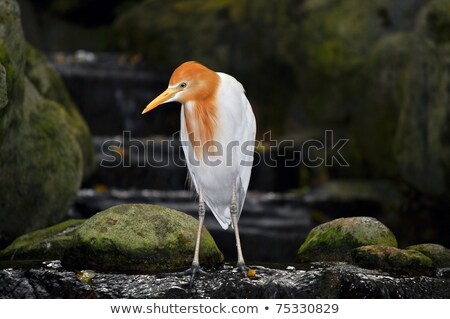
[204,203,230,230]
[205,177,246,230]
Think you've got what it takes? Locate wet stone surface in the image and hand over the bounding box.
[1,261,449,298]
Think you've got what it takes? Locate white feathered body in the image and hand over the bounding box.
[180,73,256,229]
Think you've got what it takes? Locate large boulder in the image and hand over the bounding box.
[296,217,397,262]
[0,0,94,247]
[390,1,450,197]
[25,45,95,178]
[294,0,450,197]
[62,204,224,272]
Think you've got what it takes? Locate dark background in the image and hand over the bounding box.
[3,0,449,258]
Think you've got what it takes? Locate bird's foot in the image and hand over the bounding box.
[235,262,250,273]
[158,263,208,277]
[158,264,208,287]
[181,263,209,277]
[181,263,209,287]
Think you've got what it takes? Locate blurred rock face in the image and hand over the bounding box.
[111,0,450,197]
[16,0,450,197]
[283,0,450,198]
[0,0,94,247]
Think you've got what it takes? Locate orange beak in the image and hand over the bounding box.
[142,88,177,114]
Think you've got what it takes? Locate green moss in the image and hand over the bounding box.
[63,204,224,272]
[0,1,95,246]
[407,243,450,267]
[0,42,16,102]
[298,0,389,118]
[0,219,84,260]
[352,245,433,274]
[348,34,412,178]
[25,44,95,178]
[423,0,450,44]
[297,217,397,262]
[0,80,84,243]
[0,63,6,109]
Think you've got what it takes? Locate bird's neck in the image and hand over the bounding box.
[183,97,218,159]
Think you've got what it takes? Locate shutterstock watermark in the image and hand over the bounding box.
[100,130,349,168]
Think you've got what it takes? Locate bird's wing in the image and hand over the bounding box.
[180,73,256,229]
[213,73,256,225]
[235,91,256,217]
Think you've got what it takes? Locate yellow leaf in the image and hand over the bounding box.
[247,268,256,279]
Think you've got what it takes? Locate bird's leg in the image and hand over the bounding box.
[192,190,207,272]
[231,183,249,272]
[180,189,208,284]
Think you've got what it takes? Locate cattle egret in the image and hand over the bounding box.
[142,61,256,278]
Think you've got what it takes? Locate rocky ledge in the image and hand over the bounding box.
[1,261,449,298]
[2,207,450,298]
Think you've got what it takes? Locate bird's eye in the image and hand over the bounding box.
[180,82,187,88]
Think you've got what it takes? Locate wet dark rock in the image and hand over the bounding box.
[437,267,450,279]
[352,245,433,276]
[407,244,450,268]
[0,220,84,261]
[1,261,449,298]
[296,217,397,263]
[63,204,224,272]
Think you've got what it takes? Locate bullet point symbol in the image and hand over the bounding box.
[265,306,269,310]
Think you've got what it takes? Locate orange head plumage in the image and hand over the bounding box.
[142,61,220,157]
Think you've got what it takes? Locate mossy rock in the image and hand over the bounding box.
[63,204,224,272]
[298,0,450,196]
[0,0,94,247]
[407,243,450,268]
[420,0,450,44]
[352,245,433,275]
[0,219,84,261]
[391,1,450,197]
[0,63,7,109]
[0,79,84,244]
[25,44,95,178]
[296,217,397,263]
[0,0,26,143]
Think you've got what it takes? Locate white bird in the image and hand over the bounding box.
[142,61,256,276]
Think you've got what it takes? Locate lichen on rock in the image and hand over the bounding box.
[296,217,397,262]
[0,219,84,261]
[407,243,450,268]
[62,204,224,272]
[352,245,433,275]
[0,0,95,247]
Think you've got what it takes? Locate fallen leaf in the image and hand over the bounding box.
[77,270,96,284]
[247,268,256,279]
